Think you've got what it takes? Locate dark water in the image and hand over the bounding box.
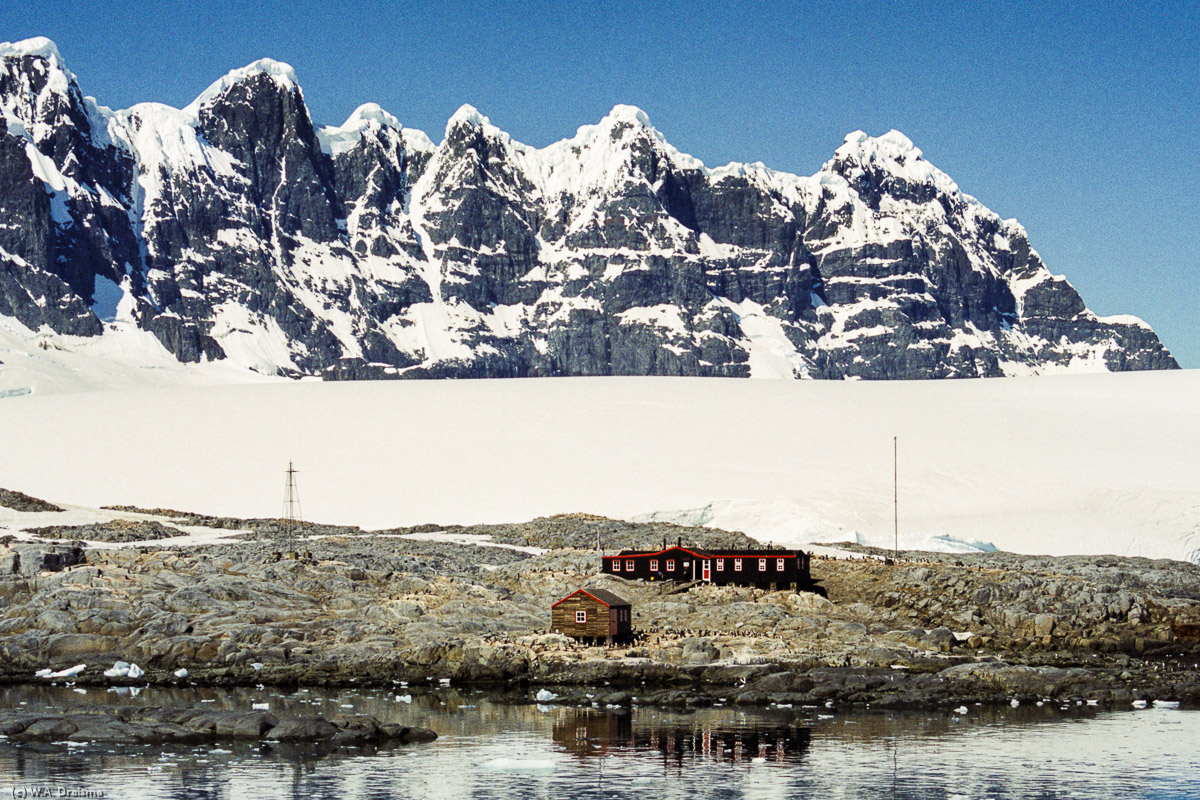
[0,683,1196,799]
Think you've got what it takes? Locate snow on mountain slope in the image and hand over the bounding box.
[0,38,1178,382]
[0,371,1195,562]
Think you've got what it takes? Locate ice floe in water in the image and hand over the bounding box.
[485,758,557,772]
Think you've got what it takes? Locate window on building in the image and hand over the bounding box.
[626,560,634,571]
[667,560,675,571]
[716,559,724,571]
[734,559,742,571]
[650,559,659,571]
[612,560,621,572]
[576,611,586,623]
[777,558,785,571]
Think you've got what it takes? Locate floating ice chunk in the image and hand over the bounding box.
[252,703,269,710]
[535,689,557,702]
[174,669,189,678]
[104,661,144,679]
[1132,699,1148,708]
[1010,698,1020,707]
[485,758,557,772]
[73,688,87,695]
[395,695,412,704]
[953,706,969,715]
[42,664,86,679]
[1153,700,1180,708]
[752,756,767,763]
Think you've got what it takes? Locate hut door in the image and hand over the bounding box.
[702,562,711,582]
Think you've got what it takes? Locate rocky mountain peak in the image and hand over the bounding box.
[183,57,301,115]
[825,128,960,206]
[443,103,491,138]
[0,36,64,62]
[0,37,86,143]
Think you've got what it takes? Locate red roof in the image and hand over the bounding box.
[551,587,631,608]
[605,548,801,560]
[604,545,711,560]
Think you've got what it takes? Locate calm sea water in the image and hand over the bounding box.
[0,683,1196,799]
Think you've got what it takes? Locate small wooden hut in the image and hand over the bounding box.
[550,588,632,643]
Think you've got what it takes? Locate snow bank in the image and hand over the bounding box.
[0,372,1197,562]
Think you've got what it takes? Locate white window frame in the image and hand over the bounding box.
[777,558,785,571]
[716,559,724,571]
[650,559,659,571]
[612,559,621,572]
[759,558,767,571]
[576,610,586,623]
[626,560,634,571]
[734,558,742,571]
[667,559,676,571]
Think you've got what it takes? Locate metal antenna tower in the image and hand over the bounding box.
[283,460,302,548]
[893,436,899,562]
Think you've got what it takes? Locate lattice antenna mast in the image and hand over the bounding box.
[283,461,302,546]
[893,436,899,562]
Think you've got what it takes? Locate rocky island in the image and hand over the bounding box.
[2,496,1198,713]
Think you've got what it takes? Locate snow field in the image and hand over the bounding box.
[0,371,1196,562]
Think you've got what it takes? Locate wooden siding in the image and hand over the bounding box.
[552,595,611,639]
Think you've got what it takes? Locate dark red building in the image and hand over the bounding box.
[601,545,822,593]
[550,588,634,642]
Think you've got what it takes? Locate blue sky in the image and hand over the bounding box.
[6,0,1197,366]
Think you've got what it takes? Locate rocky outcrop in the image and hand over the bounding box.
[0,707,435,745]
[0,38,1178,381]
[0,487,63,513]
[27,519,185,542]
[0,514,1197,709]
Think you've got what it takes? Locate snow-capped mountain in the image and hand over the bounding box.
[0,38,1177,381]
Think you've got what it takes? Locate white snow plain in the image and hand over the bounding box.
[0,369,1197,563]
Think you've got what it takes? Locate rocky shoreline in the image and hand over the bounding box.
[0,706,437,747]
[1,504,1198,712]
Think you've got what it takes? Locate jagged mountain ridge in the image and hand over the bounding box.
[0,37,1178,380]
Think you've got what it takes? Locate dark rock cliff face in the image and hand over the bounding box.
[0,39,1179,379]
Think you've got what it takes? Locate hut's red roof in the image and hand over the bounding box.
[551,587,631,608]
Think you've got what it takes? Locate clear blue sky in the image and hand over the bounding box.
[6,0,1197,366]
